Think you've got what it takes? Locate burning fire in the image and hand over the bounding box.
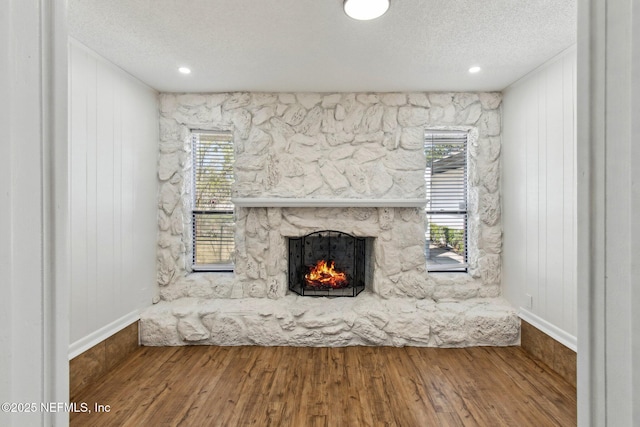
[305,260,349,289]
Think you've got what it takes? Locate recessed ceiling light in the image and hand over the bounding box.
[344,0,389,20]
[178,67,191,75]
[469,66,481,74]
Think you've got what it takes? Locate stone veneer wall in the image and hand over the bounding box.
[157,92,502,299]
[143,92,516,347]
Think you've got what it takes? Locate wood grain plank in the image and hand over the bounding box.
[70,345,576,427]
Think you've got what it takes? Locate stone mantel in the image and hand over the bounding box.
[232,198,427,208]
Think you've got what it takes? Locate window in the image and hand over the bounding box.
[424,131,468,272]
[191,131,234,271]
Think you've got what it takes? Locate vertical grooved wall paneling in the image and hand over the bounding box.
[69,40,158,355]
[502,46,577,346]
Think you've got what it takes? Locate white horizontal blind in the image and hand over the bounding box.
[192,132,234,270]
[425,131,468,272]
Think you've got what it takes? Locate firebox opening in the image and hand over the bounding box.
[288,230,372,297]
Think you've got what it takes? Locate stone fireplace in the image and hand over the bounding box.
[141,91,518,347]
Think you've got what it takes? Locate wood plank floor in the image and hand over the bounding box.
[70,345,576,426]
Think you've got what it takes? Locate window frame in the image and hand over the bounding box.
[190,130,235,272]
[424,130,469,273]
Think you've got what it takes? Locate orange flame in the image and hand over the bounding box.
[305,260,349,289]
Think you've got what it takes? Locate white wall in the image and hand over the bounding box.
[502,46,577,349]
[68,40,158,357]
[0,0,69,425]
[577,0,640,423]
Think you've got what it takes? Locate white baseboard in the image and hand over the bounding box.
[68,310,140,360]
[518,308,577,352]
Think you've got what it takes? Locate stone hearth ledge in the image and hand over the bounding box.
[140,293,519,347]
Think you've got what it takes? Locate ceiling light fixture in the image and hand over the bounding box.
[344,0,389,20]
[468,66,481,74]
[178,66,191,74]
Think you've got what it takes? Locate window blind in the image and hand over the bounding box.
[424,131,468,272]
[191,132,235,270]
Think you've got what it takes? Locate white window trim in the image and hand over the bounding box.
[189,130,235,272]
[424,126,478,274]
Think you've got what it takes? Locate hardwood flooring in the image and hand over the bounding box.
[70,345,576,426]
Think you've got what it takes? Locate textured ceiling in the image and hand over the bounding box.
[68,0,576,93]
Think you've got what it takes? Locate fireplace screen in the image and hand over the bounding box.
[288,230,367,297]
